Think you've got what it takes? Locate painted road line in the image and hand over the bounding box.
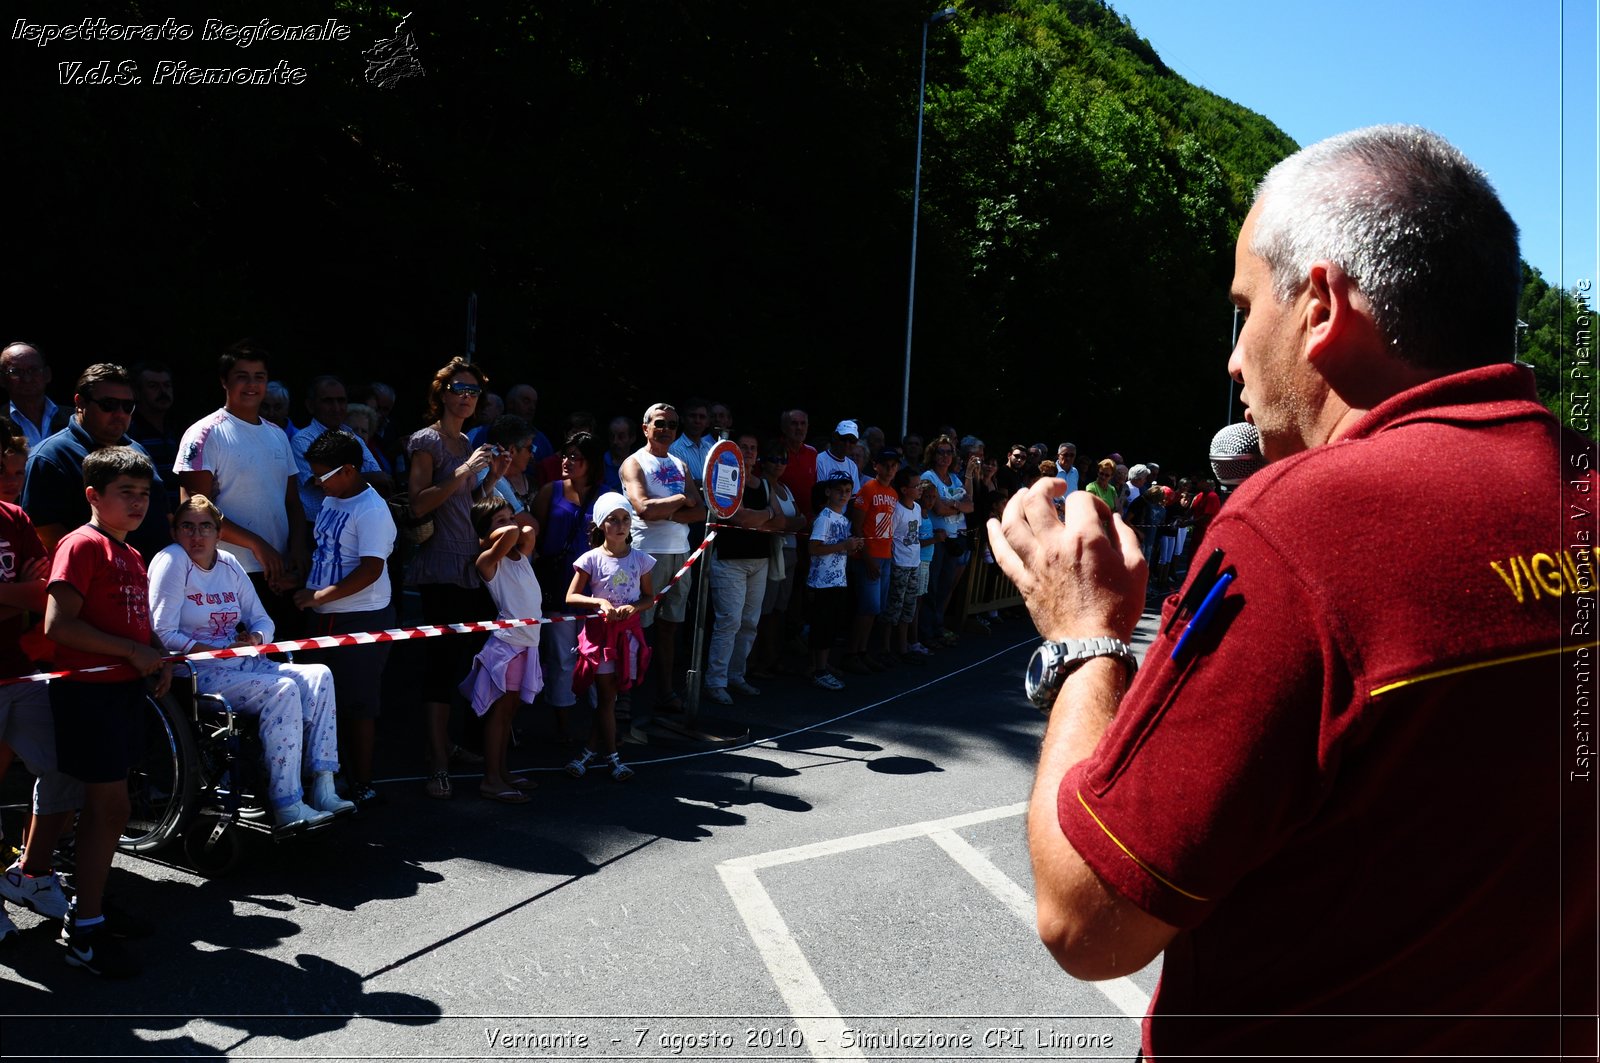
[717,863,865,1061]
[721,802,1028,871]
[928,827,1150,1019]
[720,802,1147,1062]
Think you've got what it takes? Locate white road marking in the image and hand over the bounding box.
[716,864,866,1061]
[929,828,1150,1019]
[927,828,1035,924]
[721,802,1028,870]
[719,802,1148,1061]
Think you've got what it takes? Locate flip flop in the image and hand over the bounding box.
[479,787,531,804]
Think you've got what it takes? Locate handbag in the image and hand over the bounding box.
[768,527,786,581]
[388,492,434,546]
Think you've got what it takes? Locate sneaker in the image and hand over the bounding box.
[608,756,634,782]
[349,783,384,808]
[727,678,762,697]
[0,906,17,945]
[909,643,935,656]
[1,863,71,920]
[704,686,734,707]
[100,898,154,940]
[61,918,139,978]
[811,671,844,691]
[565,749,594,778]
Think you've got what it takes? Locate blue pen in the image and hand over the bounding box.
[1171,571,1233,661]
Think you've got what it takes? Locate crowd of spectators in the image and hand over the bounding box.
[0,336,1226,976]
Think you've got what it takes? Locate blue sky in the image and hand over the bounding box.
[1109,0,1598,293]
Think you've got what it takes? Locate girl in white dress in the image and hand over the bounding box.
[458,498,543,803]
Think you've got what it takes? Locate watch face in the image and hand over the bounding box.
[1025,644,1053,710]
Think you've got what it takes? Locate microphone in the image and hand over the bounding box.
[1210,422,1264,487]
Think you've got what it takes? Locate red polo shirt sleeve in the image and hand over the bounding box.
[1058,517,1352,929]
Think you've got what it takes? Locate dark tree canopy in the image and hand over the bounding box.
[7,0,1577,468]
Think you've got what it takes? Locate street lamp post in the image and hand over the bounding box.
[900,6,957,443]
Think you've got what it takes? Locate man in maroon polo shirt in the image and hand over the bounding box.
[992,125,1596,1060]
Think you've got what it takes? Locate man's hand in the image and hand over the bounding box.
[126,642,164,676]
[988,477,1146,642]
[253,538,286,583]
[150,660,174,698]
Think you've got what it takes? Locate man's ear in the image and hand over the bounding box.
[1302,261,1367,365]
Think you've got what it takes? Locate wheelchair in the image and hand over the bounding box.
[118,665,350,877]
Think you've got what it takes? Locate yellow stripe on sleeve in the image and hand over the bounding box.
[1075,789,1210,902]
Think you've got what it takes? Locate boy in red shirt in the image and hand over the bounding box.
[44,447,172,978]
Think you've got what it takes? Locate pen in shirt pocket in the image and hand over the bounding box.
[1171,571,1233,662]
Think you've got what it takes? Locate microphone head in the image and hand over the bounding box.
[1210,422,1264,487]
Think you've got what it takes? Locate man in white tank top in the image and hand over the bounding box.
[620,402,706,710]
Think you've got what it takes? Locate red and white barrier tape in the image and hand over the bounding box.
[0,530,717,686]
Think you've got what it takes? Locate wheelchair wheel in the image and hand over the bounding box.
[182,816,246,878]
[120,694,198,853]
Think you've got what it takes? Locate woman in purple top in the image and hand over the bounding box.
[405,357,512,799]
[531,430,605,725]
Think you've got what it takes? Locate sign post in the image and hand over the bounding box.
[684,440,744,719]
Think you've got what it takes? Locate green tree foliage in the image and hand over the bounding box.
[913,0,1294,458]
[1518,265,1597,437]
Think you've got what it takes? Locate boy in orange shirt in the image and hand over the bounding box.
[842,448,901,674]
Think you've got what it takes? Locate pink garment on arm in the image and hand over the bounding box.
[572,613,650,693]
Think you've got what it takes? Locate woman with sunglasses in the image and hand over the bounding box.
[749,439,806,679]
[919,434,975,647]
[531,429,606,730]
[406,358,513,799]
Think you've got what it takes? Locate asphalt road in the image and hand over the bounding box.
[2,608,1164,1061]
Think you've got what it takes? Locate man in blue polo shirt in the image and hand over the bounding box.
[21,362,170,562]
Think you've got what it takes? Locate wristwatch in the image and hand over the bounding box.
[1025,636,1139,712]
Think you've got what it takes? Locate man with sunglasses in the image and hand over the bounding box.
[21,362,171,562]
[621,402,706,711]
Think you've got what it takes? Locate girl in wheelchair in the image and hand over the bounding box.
[147,495,353,828]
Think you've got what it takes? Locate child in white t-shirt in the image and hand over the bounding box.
[886,469,925,663]
[294,430,396,807]
[458,497,543,803]
[805,477,862,690]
